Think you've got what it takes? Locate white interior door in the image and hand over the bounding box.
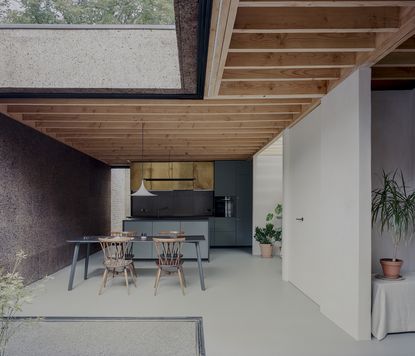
[284,109,322,305]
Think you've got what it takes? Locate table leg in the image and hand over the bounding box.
[84,243,90,280]
[68,243,80,291]
[194,242,206,291]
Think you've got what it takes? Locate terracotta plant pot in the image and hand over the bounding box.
[380,258,403,279]
[260,244,273,258]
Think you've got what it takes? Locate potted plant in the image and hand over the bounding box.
[254,204,282,258]
[372,171,415,278]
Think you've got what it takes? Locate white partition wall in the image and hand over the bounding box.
[282,69,372,340]
[252,144,283,256]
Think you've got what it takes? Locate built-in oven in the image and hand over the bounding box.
[214,196,235,217]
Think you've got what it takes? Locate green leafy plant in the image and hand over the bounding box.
[0,251,33,356]
[254,204,283,244]
[372,170,415,261]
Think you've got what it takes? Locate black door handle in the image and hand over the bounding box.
[296,217,304,221]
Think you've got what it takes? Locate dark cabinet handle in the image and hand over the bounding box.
[296,217,304,221]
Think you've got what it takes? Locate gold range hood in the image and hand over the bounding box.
[130,162,214,192]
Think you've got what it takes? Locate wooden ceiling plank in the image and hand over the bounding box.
[10,104,300,115]
[233,7,400,33]
[229,33,376,52]
[222,68,340,80]
[219,80,327,95]
[225,52,356,68]
[34,121,288,129]
[329,6,415,92]
[0,98,313,106]
[22,113,295,122]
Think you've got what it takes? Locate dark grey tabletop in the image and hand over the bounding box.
[67,235,205,243]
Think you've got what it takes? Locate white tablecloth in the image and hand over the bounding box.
[372,272,415,340]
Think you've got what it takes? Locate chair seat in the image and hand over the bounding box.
[104,259,133,269]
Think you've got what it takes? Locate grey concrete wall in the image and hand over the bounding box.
[0,29,180,89]
[372,90,415,274]
[0,114,111,284]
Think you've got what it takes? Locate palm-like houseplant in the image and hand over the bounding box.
[372,171,415,278]
[254,204,282,258]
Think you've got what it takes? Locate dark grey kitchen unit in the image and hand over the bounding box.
[123,219,209,260]
[212,160,253,247]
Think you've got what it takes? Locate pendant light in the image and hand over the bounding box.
[131,123,157,197]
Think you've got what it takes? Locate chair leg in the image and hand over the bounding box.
[129,265,137,287]
[178,268,185,296]
[154,268,161,296]
[124,268,129,295]
[180,266,186,287]
[99,268,108,295]
[131,261,138,278]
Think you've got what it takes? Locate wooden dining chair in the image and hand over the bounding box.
[98,237,137,295]
[153,237,186,296]
[110,231,137,277]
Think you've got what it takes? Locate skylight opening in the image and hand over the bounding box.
[0,0,175,26]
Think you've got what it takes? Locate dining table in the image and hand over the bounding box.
[67,235,206,291]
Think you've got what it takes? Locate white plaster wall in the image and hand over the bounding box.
[111,168,131,231]
[371,90,415,274]
[252,152,283,255]
[0,29,180,88]
[282,69,372,340]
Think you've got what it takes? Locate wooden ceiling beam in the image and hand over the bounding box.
[233,7,400,33]
[7,104,301,114]
[225,52,356,68]
[229,33,376,52]
[0,98,313,106]
[34,121,288,129]
[219,80,327,96]
[329,6,415,91]
[222,68,340,80]
[22,113,295,122]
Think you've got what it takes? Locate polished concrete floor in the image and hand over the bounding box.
[20,248,415,356]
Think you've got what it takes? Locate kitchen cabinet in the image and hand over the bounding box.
[122,219,209,260]
[214,161,237,196]
[212,160,252,247]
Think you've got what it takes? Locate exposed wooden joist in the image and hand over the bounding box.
[225,52,356,68]
[34,121,287,130]
[233,7,400,33]
[204,0,240,97]
[329,6,415,91]
[222,68,340,80]
[229,33,376,52]
[0,98,313,106]
[22,113,295,122]
[219,80,327,96]
[8,104,300,115]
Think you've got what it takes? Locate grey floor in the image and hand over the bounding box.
[19,248,415,356]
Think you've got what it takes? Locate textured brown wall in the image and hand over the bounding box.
[0,114,111,284]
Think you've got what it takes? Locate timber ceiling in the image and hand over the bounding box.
[1,1,415,165]
[372,34,415,90]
